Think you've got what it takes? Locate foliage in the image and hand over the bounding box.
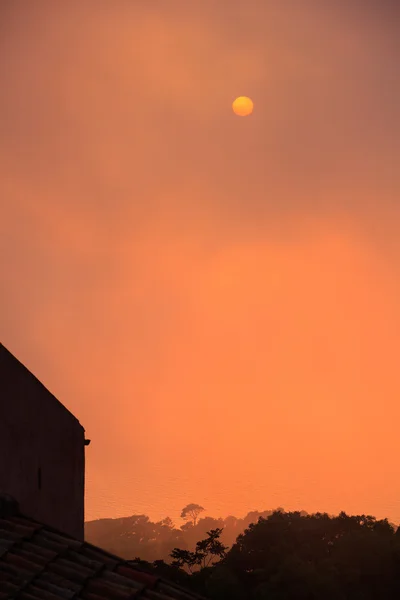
[171,528,228,572]
[180,503,205,527]
[84,504,276,561]
[85,504,400,599]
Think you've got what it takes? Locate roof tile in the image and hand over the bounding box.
[116,564,158,588]
[25,584,66,600]
[0,558,33,582]
[80,545,119,567]
[0,542,15,557]
[0,582,19,597]
[38,570,83,594]
[159,583,199,600]
[146,590,179,600]
[11,548,48,568]
[42,530,83,551]
[7,515,42,533]
[21,541,58,561]
[31,532,70,554]
[101,569,144,591]
[0,528,24,544]
[0,498,208,600]
[66,549,104,572]
[49,558,94,583]
[0,521,35,540]
[32,574,79,598]
[5,551,44,573]
[84,577,138,599]
[78,592,109,600]
[17,593,42,600]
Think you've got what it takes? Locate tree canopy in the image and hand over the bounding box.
[180,503,205,527]
[85,505,400,599]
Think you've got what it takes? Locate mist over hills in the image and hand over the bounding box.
[85,507,276,560]
[85,505,398,562]
[85,506,400,598]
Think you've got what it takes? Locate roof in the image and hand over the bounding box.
[0,343,83,429]
[0,496,207,600]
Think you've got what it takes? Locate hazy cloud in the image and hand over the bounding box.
[1,0,399,523]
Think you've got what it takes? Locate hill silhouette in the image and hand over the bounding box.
[85,506,281,561]
[85,505,400,599]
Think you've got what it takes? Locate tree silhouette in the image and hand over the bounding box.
[180,503,205,527]
[170,528,227,573]
[85,507,400,599]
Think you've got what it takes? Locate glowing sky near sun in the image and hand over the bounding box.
[1,0,399,525]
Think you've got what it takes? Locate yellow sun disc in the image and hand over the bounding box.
[232,96,254,117]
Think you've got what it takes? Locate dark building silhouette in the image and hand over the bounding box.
[0,343,87,539]
[0,344,206,600]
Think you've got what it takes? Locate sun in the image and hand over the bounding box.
[232,96,254,117]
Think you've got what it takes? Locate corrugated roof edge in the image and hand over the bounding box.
[0,342,84,429]
[126,561,209,600]
[0,494,208,600]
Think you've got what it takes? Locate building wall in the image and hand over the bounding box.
[0,344,85,539]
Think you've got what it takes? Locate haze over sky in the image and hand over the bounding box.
[1,0,399,525]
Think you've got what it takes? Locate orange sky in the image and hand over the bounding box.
[1,0,399,526]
